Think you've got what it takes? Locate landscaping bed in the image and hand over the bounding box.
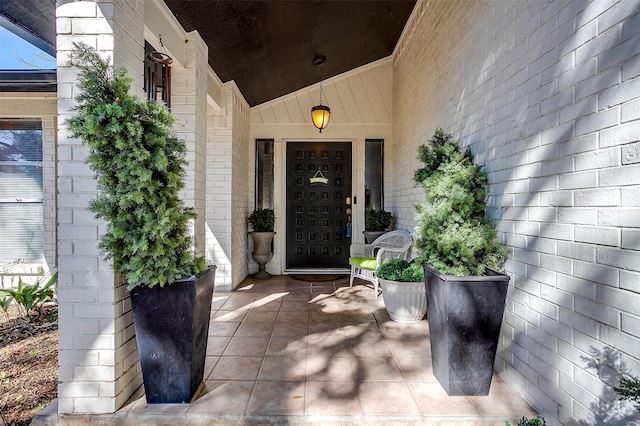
[0,305,57,426]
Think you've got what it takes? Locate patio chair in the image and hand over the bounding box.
[348,230,413,296]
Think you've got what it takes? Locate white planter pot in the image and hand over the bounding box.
[379,278,427,323]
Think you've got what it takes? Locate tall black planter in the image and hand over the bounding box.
[423,264,509,396]
[130,266,216,404]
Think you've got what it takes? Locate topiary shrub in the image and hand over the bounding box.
[375,258,424,282]
[248,208,275,232]
[365,208,393,231]
[413,128,507,276]
[65,43,205,289]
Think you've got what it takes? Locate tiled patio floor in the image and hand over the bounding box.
[50,275,539,425]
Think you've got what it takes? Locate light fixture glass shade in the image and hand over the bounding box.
[311,105,331,132]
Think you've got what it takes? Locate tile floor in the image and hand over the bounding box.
[117,275,538,425]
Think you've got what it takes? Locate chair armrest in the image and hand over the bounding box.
[350,243,375,257]
[376,247,410,264]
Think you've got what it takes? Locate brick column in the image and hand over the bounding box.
[206,104,233,290]
[56,0,144,414]
[206,83,251,291]
[171,31,208,257]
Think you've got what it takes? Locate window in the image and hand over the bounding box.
[0,119,43,262]
[364,139,384,210]
[255,139,274,209]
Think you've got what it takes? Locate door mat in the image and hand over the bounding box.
[291,274,347,282]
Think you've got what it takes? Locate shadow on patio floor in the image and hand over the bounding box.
[35,275,538,425]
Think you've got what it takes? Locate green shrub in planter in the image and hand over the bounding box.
[375,257,426,323]
[414,128,509,396]
[65,43,205,289]
[365,208,392,231]
[413,128,507,276]
[248,208,275,232]
[376,258,424,282]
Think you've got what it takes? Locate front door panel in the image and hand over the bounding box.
[286,142,352,269]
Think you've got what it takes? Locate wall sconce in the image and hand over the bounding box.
[311,55,330,133]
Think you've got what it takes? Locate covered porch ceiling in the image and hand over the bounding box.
[0,0,416,106]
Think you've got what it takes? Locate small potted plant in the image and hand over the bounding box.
[375,258,426,323]
[414,128,509,396]
[248,208,276,279]
[66,43,214,404]
[363,208,393,243]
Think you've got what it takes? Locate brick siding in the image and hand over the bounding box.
[393,1,640,424]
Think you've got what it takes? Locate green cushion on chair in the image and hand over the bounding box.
[349,257,377,270]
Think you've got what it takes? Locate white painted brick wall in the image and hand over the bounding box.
[230,84,252,286]
[394,0,640,424]
[56,0,143,414]
[171,31,208,258]
[205,82,250,291]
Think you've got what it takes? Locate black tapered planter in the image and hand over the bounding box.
[423,264,509,396]
[130,266,216,404]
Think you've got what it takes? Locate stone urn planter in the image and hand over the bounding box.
[363,208,393,243]
[423,264,509,396]
[249,231,275,279]
[378,278,427,323]
[130,266,216,403]
[363,230,387,244]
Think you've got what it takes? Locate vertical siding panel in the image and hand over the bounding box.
[334,76,362,123]
[348,72,376,123]
[283,96,304,123]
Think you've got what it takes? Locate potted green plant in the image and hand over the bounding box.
[248,208,276,279]
[414,128,509,396]
[375,258,426,323]
[363,208,393,243]
[65,43,214,404]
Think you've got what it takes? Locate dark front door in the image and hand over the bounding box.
[286,142,352,269]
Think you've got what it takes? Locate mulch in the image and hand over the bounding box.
[0,306,58,426]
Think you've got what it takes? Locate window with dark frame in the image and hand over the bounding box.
[255,139,274,209]
[365,139,384,211]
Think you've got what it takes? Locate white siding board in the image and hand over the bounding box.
[251,58,394,127]
[322,82,347,124]
[272,102,290,123]
[373,61,393,120]
[361,67,389,124]
[296,91,315,124]
[284,96,305,123]
[259,106,277,123]
[250,109,263,124]
[348,72,376,123]
[335,76,362,123]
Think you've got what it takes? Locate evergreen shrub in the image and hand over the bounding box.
[248,208,275,232]
[365,209,393,231]
[375,258,424,282]
[413,128,507,276]
[65,43,205,289]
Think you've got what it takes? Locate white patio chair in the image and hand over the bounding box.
[348,230,413,296]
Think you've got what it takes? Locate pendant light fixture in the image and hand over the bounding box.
[311,55,330,133]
